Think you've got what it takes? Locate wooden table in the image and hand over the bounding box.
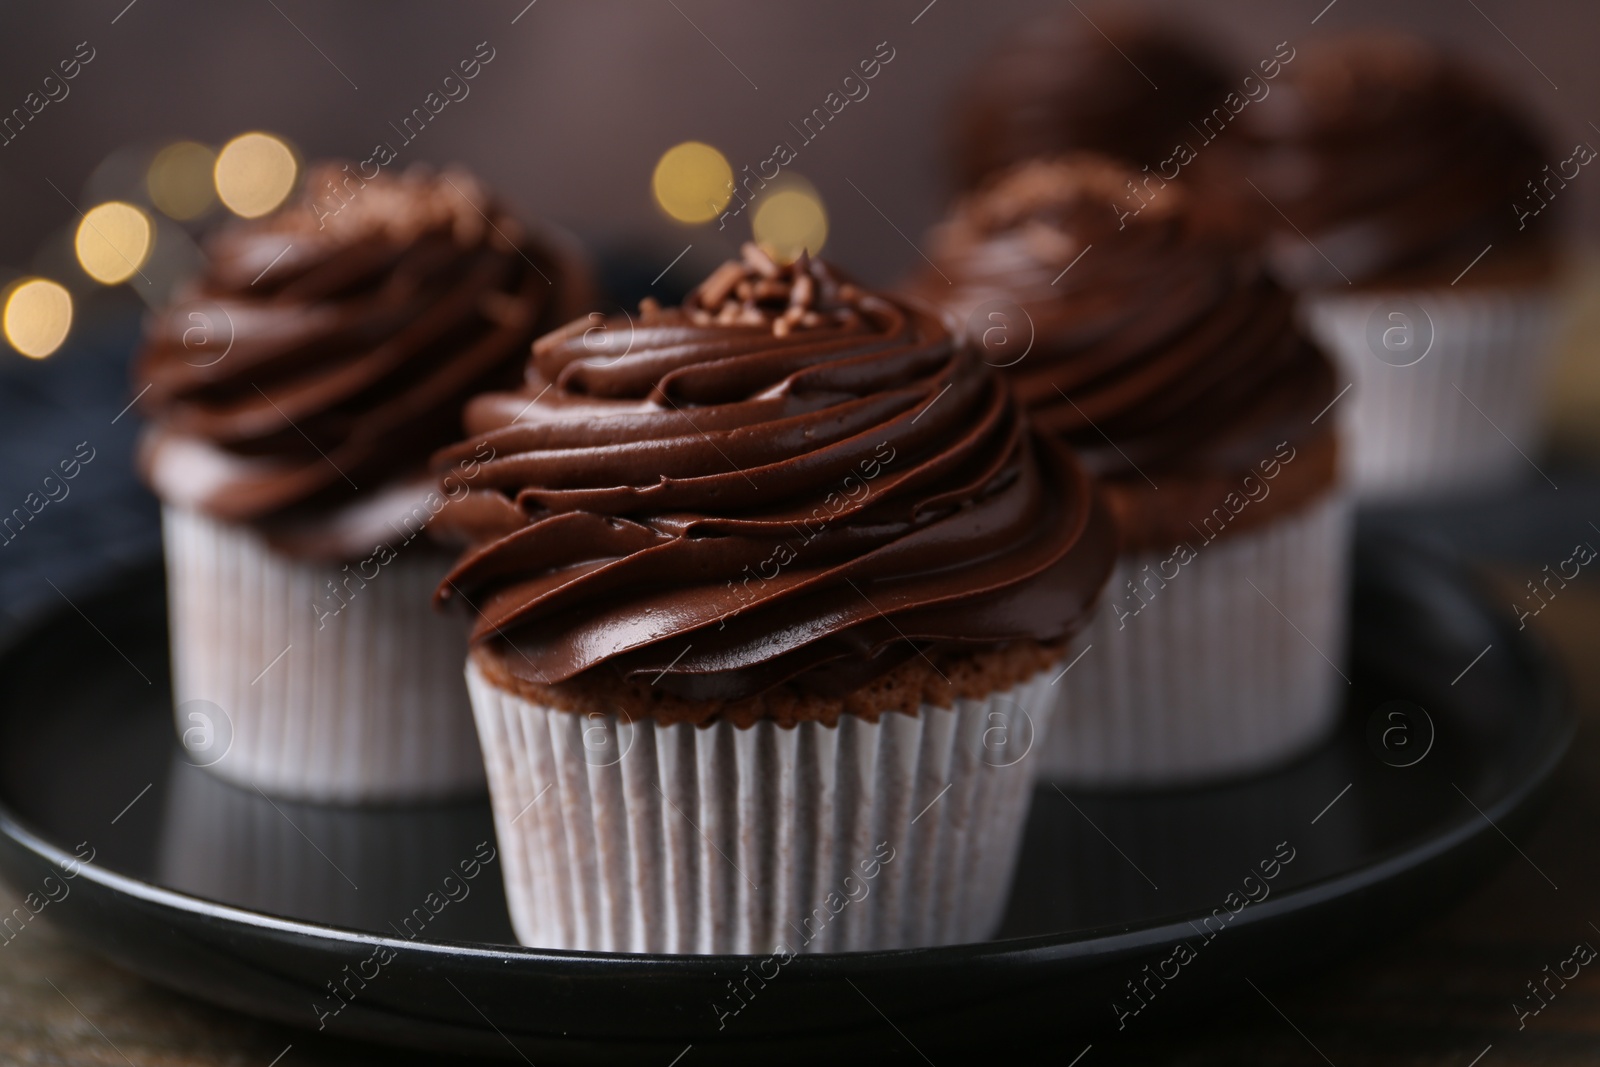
[3,581,1597,1065]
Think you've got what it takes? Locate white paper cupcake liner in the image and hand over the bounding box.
[1302,285,1559,499]
[1039,492,1351,787]
[465,657,1059,954]
[161,505,485,802]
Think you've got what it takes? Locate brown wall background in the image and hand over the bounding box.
[0,0,1592,290]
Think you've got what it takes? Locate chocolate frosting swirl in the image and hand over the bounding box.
[135,163,592,556]
[909,156,1337,537]
[433,245,1115,704]
[952,12,1233,191]
[1243,33,1555,287]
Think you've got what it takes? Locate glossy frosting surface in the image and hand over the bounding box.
[911,156,1339,547]
[136,163,590,556]
[435,246,1115,702]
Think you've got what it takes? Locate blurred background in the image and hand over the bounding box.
[0,0,1595,621]
[0,0,1597,276]
[0,2,1598,1060]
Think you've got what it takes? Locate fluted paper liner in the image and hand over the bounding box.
[1303,285,1559,499]
[1040,493,1351,786]
[466,658,1059,954]
[162,505,485,802]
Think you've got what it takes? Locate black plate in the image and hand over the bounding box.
[0,536,1570,1063]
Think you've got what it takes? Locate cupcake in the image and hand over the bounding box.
[950,11,1242,197]
[1241,33,1565,498]
[135,163,593,802]
[907,156,1349,786]
[432,244,1115,953]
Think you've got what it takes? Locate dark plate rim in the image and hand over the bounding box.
[0,549,1573,977]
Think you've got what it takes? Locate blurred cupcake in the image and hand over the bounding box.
[135,163,593,802]
[907,155,1348,786]
[951,9,1252,219]
[1242,33,1565,498]
[433,244,1115,953]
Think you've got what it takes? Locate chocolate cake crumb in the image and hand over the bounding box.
[473,639,1067,728]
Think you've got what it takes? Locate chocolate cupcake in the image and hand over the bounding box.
[951,11,1243,198]
[136,163,592,802]
[433,244,1114,953]
[908,155,1349,786]
[1242,33,1565,498]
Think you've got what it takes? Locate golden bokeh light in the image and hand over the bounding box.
[3,279,73,359]
[147,141,217,220]
[214,132,297,219]
[652,141,733,224]
[752,184,828,263]
[74,201,153,285]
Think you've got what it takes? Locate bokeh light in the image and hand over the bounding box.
[214,132,297,219]
[74,202,153,284]
[652,141,733,224]
[752,181,828,263]
[3,279,73,359]
[147,141,217,220]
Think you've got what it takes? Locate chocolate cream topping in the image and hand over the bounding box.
[952,12,1234,191]
[433,244,1116,704]
[135,163,592,559]
[909,156,1339,549]
[1242,33,1557,288]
